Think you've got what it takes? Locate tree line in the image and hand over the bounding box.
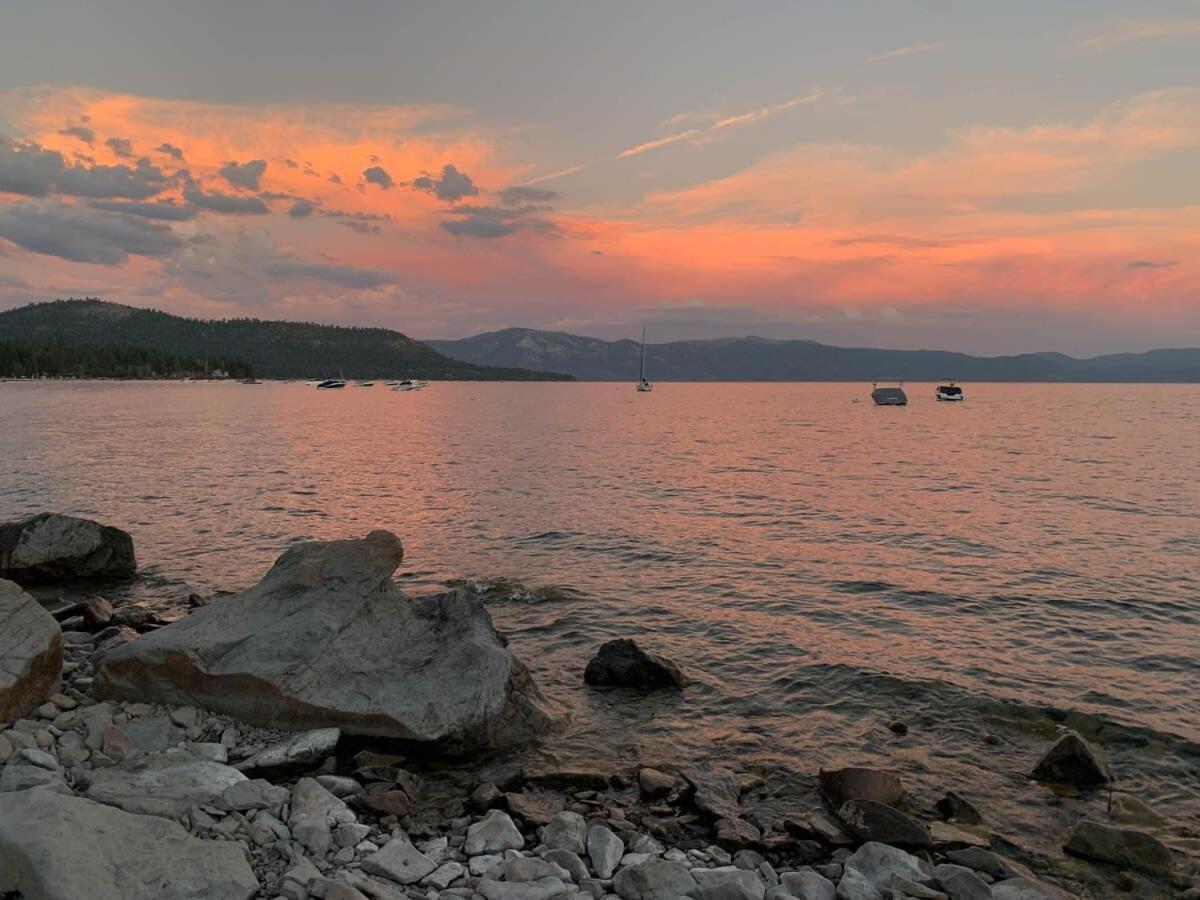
[0,338,252,379]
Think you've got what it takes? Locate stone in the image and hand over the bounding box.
[85,748,247,819]
[818,767,904,808]
[716,817,761,847]
[944,848,1029,881]
[326,885,370,900]
[318,774,363,798]
[612,859,701,899]
[691,866,766,900]
[0,513,136,583]
[237,727,341,776]
[991,877,1078,899]
[779,868,836,900]
[929,821,988,848]
[0,787,257,899]
[101,725,137,761]
[545,848,590,883]
[507,789,566,825]
[0,733,13,762]
[1063,818,1173,875]
[81,597,115,628]
[935,792,983,825]
[466,809,525,855]
[335,822,372,847]
[839,842,930,896]
[544,810,588,855]
[1107,792,1164,826]
[121,715,186,752]
[185,741,228,762]
[364,837,438,884]
[806,811,855,846]
[506,856,572,882]
[470,853,506,877]
[423,860,466,888]
[587,822,625,878]
[216,777,290,812]
[96,531,551,750]
[472,780,505,811]
[583,638,687,690]
[837,799,930,848]
[359,784,414,817]
[638,767,676,797]
[1030,732,1111,787]
[681,766,742,820]
[1,750,69,792]
[289,777,350,856]
[933,864,992,900]
[477,878,571,900]
[0,578,63,724]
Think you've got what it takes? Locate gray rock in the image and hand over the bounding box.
[638,767,676,797]
[935,792,983,825]
[1106,792,1164,827]
[612,859,701,899]
[0,787,257,899]
[470,853,506,877]
[121,715,186,752]
[1063,818,1172,874]
[289,776,350,856]
[478,877,571,900]
[363,836,438,884]
[423,860,466,888]
[0,513,136,583]
[839,842,930,897]
[318,773,363,798]
[544,810,588,855]
[933,864,992,900]
[545,848,591,883]
[466,809,525,855]
[506,855,573,882]
[96,531,551,750]
[837,799,930,848]
[1030,732,1111,787]
[336,822,372,847]
[780,868,836,900]
[1,751,69,793]
[692,866,766,900]
[85,748,246,819]
[216,777,290,812]
[818,767,904,808]
[587,823,625,879]
[0,578,62,724]
[944,849,1028,881]
[237,727,341,776]
[184,741,227,763]
[681,766,742,820]
[991,878,1078,900]
[583,639,688,690]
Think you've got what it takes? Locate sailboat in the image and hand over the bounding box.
[636,327,653,392]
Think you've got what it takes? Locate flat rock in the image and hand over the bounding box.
[837,799,930,848]
[1107,792,1164,826]
[96,531,551,750]
[1063,818,1173,875]
[85,748,246,819]
[121,715,186,752]
[779,868,835,900]
[839,841,931,896]
[933,864,992,900]
[507,789,565,825]
[681,766,742,820]
[612,859,701,899]
[818,767,904,808]
[0,513,136,583]
[691,866,766,900]
[583,638,687,690]
[991,877,1079,899]
[466,808,525,855]
[477,877,570,900]
[1030,732,1111,787]
[363,837,438,884]
[944,848,1031,881]
[216,777,290,812]
[0,578,63,724]
[237,727,340,776]
[0,787,257,899]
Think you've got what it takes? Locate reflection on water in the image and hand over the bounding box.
[3,380,1199,860]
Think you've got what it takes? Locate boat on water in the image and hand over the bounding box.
[355,381,374,387]
[871,380,908,405]
[316,378,346,389]
[636,327,653,392]
[391,379,427,392]
[936,381,964,401]
[240,378,262,385]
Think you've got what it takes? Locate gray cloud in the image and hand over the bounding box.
[106,137,135,158]
[0,200,183,264]
[218,159,267,190]
[0,139,65,196]
[441,193,559,239]
[182,182,269,214]
[338,220,380,234]
[1127,259,1177,270]
[89,199,198,221]
[59,125,95,145]
[263,259,395,289]
[496,185,559,205]
[281,159,299,169]
[362,165,393,189]
[157,143,185,160]
[289,199,315,218]
[0,139,167,200]
[412,163,478,201]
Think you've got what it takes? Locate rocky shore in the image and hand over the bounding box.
[0,514,1195,900]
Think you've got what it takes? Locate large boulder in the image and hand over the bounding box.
[0,513,135,583]
[584,638,688,689]
[837,799,930,848]
[95,531,552,750]
[1063,819,1173,875]
[0,787,258,899]
[1030,732,1111,787]
[0,578,62,723]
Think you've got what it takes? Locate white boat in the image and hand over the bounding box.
[935,381,964,401]
[391,379,426,392]
[355,381,374,387]
[871,380,907,405]
[636,327,653,392]
[316,378,346,389]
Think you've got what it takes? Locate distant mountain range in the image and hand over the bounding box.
[428,328,1200,382]
[0,301,571,380]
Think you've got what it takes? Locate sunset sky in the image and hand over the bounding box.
[1,1,1198,354]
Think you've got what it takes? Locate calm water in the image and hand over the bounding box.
[3,381,1199,864]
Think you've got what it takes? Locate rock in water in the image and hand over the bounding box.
[95,531,551,750]
[0,579,63,724]
[818,766,905,808]
[0,513,136,583]
[0,787,258,899]
[837,800,931,848]
[583,638,688,689]
[1063,819,1173,875]
[1031,732,1112,787]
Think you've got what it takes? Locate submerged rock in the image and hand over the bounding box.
[1030,732,1111,787]
[0,578,62,724]
[1063,818,1173,875]
[0,787,258,899]
[0,513,135,583]
[818,766,904,808]
[96,530,552,750]
[583,638,688,690]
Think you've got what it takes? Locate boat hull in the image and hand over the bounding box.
[871,389,907,406]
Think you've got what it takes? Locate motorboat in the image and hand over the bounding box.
[391,379,426,392]
[355,381,374,387]
[316,378,346,389]
[635,327,653,392]
[935,381,964,401]
[240,377,262,384]
[871,380,907,405]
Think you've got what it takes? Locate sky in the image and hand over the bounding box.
[0,1,1198,355]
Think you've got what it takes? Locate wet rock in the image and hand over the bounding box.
[1107,792,1164,827]
[1063,818,1173,875]
[96,531,551,750]
[692,866,766,900]
[583,638,688,690]
[86,748,246,819]
[1030,732,1111,787]
[839,841,931,897]
[587,822,625,878]
[806,811,855,846]
[933,864,992,900]
[359,784,413,817]
[0,578,63,724]
[237,727,340,776]
[0,787,257,899]
[466,808,525,855]
[363,836,438,884]
[716,817,762,847]
[612,859,701,899]
[818,767,904,808]
[837,799,930,848]
[0,513,136,583]
[638,766,676,797]
[544,810,588,855]
[779,868,835,900]
[682,766,743,820]
[991,877,1079,899]
[944,848,1030,881]
[929,820,988,849]
[81,597,115,629]
[935,791,983,825]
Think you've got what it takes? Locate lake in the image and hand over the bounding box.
[3,379,1198,859]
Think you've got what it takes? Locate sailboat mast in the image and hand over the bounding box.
[639,327,646,382]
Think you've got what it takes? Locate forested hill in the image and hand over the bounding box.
[0,338,251,379]
[0,300,571,380]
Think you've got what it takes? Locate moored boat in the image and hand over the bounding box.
[316,378,346,389]
[936,381,964,401]
[871,380,908,405]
